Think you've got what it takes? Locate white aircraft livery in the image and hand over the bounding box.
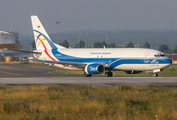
[31,16,172,77]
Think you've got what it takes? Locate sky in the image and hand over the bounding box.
[0,0,177,35]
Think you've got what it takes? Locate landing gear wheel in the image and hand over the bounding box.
[109,72,113,77]
[153,73,158,77]
[105,72,113,77]
[84,72,92,77]
[105,72,109,77]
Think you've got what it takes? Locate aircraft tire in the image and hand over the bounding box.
[109,72,113,77]
[105,72,109,77]
[84,72,92,77]
[105,72,113,77]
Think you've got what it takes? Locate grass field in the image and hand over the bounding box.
[0,85,177,119]
[51,66,177,77]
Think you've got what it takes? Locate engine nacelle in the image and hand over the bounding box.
[85,64,105,74]
[124,71,143,74]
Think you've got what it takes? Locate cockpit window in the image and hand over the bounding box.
[160,54,165,57]
[154,54,159,57]
[154,53,166,57]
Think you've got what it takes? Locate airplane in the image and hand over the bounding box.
[29,15,172,77]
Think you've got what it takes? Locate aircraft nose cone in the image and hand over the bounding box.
[162,57,172,66]
[167,58,172,65]
[169,58,172,64]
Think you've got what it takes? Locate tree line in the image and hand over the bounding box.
[124,41,177,54]
[58,40,116,48]
[30,40,177,54]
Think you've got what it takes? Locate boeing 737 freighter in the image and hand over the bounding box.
[30,16,172,77]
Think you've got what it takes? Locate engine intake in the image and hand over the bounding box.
[85,64,105,74]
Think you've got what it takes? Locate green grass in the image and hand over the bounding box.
[50,66,177,77]
[158,67,177,76]
[0,85,177,119]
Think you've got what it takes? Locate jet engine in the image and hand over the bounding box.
[85,64,105,74]
[124,71,143,74]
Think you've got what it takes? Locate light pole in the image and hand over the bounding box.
[105,34,108,48]
[86,35,88,48]
[77,35,81,48]
[55,22,60,44]
[68,34,71,47]
[172,21,173,61]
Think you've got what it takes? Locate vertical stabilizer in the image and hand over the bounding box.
[31,16,65,50]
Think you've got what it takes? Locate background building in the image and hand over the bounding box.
[0,31,21,61]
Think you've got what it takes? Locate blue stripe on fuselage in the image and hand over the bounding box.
[52,50,171,69]
[108,58,172,68]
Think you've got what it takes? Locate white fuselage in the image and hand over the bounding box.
[35,48,172,71]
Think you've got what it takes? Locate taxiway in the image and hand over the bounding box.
[0,64,177,87]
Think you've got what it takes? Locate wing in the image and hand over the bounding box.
[32,59,111,69]
[4,49,42,54]
[32,59,86,68]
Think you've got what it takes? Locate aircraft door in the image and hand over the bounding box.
[144,52,150,63]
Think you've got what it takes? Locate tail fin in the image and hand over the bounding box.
[31,16,65,50]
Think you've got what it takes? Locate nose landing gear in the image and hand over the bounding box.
[153,73,158,77]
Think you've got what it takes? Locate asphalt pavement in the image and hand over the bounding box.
[0,64,177,87]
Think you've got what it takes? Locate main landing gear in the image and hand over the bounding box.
[84,72,92,77]
[105,71,113,77]
[84,71,113,77]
